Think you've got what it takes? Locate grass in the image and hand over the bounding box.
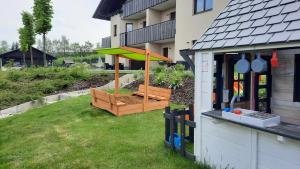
[0,91,209,169]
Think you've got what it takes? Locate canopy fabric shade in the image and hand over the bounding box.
[96,46,170,62]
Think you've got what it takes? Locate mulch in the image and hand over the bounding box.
[124,76,194,105]
[67,74,115,91]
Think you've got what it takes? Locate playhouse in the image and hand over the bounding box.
[91,46,171,116]
[183,0,300,168]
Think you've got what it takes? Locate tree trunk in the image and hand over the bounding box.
[43,33,47,67]
[23,53,26,67]
[30,46,33,66]
[0,58,2,70]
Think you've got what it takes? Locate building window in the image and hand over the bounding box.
[170,12,176,20]
[194,0,213,14]
[113,25,117,37]
[142,21,147,28]
[163,48,169,58]
[126,23,133,32]
[294,55,300,102]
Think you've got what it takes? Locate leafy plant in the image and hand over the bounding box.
[152,64,193,89]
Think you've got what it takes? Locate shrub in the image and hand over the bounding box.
[152,64,193,89]
[7,70,26,81]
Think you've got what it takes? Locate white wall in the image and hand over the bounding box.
[198,116,300,169]
[271,49,300,124]
[194,52,214,161]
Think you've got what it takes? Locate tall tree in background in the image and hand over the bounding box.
[21,11,35,66]
[18,28,29,66]
[33,0,53,67]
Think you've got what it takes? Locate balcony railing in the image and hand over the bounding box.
[122,0,169,18]
[101,36,111,48]
[120,19,176,46]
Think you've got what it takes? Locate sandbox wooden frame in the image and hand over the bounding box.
[91,46,171,116]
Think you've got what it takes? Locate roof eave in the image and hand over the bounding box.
[194,41,300,54]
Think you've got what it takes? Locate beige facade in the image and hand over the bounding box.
[103,0,230,67]
[175,0,230,61]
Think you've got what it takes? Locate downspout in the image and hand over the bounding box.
[180,49,195,74]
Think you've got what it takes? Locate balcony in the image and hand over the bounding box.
[101,36,111,48]
[122,0,173,19]
[120,20,176,46]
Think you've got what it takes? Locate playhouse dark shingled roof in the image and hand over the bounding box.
[193,0,300,50]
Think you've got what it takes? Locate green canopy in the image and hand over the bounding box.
[96,47,170,62]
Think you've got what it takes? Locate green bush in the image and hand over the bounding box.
[7,70,26,81]
[152,64,193,89]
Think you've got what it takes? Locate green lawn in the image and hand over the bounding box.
[0,94,208,169]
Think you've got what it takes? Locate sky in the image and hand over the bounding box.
[0,0,110,46]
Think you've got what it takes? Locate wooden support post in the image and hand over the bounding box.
[115,55,120,95]
[170,109,177,151]
[165,107,171,142]
[143,50,151,109]
[180,114,186,156]
[188,105,194,142]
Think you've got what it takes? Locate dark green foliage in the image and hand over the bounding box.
[21,11,35,47]
[19,27,29,53]
[33,0,53,34]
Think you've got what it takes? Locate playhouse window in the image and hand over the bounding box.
[229,58,250,102]
[294,55,300,102]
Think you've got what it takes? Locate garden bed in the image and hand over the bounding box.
[124,76,194,106]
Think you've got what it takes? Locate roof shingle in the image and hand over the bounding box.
[193,0,300,50]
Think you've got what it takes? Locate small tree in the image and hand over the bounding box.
[61,36,69,56]
[0,41,9,54]
[33,0,53,67]
[19,28,29,66]
[21,11,35,66]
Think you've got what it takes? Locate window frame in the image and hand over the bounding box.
[170,12,176,20]
[194,0,213,15]
[294,55,300,102]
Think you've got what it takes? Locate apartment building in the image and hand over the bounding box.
[93,0,230,69]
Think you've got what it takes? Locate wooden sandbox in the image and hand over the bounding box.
[91,85,171,116]
[91,47,171,116]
